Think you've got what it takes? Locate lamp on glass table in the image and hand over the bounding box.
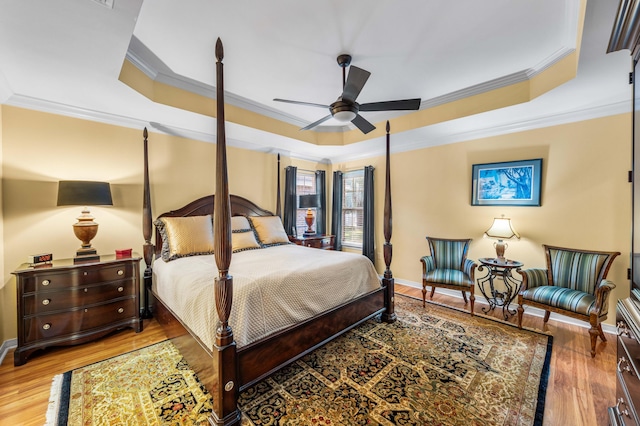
[484,215,520,261]
[298,194,319,237]
[57,180,113,263]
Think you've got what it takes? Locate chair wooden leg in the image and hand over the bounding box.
[517,304,524,329]
[461,291,468,304]
[430,287,435,299]
[422,284,427,308]
[598,323,607,341]
[469,289,475,316]
[543,310,551,323]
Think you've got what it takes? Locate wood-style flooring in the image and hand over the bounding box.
[0,283,616,425]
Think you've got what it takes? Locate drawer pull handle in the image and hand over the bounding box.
[42,323,51,330]
[83,272,88,276]
[118,307,124,314]
[616,398,630,417]
[84,288,88,293]
[42,279,50,286]
[117,270,124,276]
[42,299,50,305]
[118,286,124,292]
[617,357,633,374]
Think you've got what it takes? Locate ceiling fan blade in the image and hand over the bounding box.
[273,98,330,109]
[359,98,422,112]
[342,66,371,102]
[351,114,376,134]
[300,114,333,131]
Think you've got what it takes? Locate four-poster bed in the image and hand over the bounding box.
[142,39,397,425]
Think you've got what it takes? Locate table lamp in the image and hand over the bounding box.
[298,194,320,237]
[57,180,113,263]
[484,215,520,260]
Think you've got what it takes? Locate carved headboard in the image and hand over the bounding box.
[153,194,274,256]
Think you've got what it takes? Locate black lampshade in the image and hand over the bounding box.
[57,181,113,206]
[298,194,319,209]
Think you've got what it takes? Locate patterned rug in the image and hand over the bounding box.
[47,295,552,425]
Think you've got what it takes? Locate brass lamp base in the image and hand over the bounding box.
[493,239,507,261]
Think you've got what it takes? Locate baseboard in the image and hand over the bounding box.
[396,279,618,335]
[0,339,17,365]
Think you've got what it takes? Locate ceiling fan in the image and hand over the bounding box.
[274,54,421,134]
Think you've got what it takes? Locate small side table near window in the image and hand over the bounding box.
[476,257,523,319]
[289,235,335,250]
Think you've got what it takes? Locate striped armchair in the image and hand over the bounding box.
[420,237,477,315]
[516,245,620,357]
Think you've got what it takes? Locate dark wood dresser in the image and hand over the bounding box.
[289,234,335,250]
[608,5,640,423]
[612,297,640,425]
[12,254,142,366]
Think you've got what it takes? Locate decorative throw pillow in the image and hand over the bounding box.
[249,216,290,246]
[231,230,261,253]
[231,216,251,231]
[231,215,261,253]
[154,215,214,262]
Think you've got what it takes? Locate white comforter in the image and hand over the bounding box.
[152,244,381,349]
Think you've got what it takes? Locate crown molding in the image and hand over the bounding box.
[3,89,629,165]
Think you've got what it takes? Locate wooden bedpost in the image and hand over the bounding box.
[141,127,153,319]
[210,38,241,426]
[381,121,397,323]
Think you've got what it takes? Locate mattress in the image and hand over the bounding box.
[152,244,381,349]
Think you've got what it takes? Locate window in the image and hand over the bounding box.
[296,170,316,236]
[342,169,364,247]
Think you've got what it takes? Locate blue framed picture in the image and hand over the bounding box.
[471,159,542,206]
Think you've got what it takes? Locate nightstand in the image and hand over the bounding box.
[289,235,335,250]
[12,254,142,366]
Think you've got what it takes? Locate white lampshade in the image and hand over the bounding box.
[484,217,520,240]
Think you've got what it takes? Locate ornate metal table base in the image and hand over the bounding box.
[477,258,523,319]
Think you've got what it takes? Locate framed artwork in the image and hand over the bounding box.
[471,159,542,206]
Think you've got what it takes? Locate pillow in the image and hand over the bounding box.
[231,216,251,231]
[231,230,261,253]
[231,215,261,253]
[249,216,290,246]
[154,215,214,262]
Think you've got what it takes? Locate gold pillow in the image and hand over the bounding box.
[249,216,290,245]
[231,230,261,253]
[156,215,214,261]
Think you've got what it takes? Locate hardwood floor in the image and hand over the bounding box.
[0,283,616,425]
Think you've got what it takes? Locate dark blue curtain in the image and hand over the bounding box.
[363,166,375,263]
[331,171,343,250]
[315,170,326,236]
[283,166,297,236]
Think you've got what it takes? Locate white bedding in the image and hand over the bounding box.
[152,244,382,349]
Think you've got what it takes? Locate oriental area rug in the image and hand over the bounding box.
[47,295,552,425]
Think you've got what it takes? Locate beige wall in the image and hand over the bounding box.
[0,106,632,344]
[337,114,631,322]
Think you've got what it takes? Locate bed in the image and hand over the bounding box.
[141,39,397,425]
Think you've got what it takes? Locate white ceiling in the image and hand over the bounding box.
[0,0,633,163]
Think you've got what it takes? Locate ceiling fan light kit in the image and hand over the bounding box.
[274,54,421,134]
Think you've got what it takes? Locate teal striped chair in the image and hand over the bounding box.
[516,245,620,357]
[420,237,477,315]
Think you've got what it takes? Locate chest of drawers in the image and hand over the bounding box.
[12,255,142,366]
[610,297,640,425]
